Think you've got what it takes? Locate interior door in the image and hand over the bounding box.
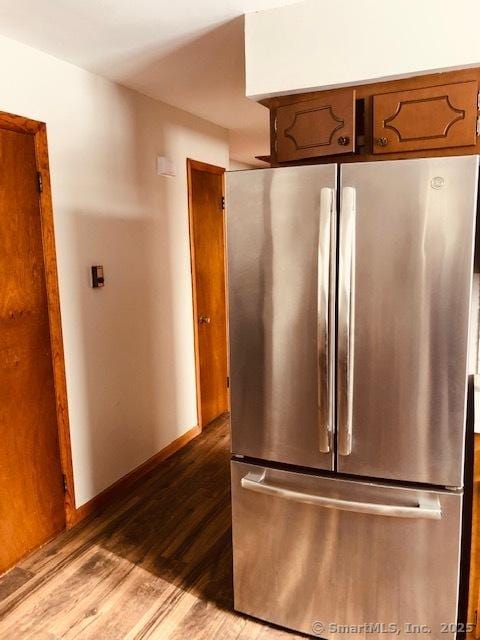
[188,160,229,428]
[232,460,463,640]
[0,127,66,572]
[338,156,478,486]
[227,165,337,470]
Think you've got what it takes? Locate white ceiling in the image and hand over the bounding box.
[0,0,300,165]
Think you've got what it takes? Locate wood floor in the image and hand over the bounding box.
[0,415,303,640]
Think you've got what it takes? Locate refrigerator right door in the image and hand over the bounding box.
[338,156,478,486]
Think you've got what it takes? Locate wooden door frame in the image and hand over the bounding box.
[0,111,76,527]
[186,158,227,430]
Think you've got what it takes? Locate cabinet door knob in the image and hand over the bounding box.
[337,136,350,146]
[375,137,388,147]
[199,316,211,324]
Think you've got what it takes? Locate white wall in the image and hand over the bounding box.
[0,35,229,507]
[245,0,480,99]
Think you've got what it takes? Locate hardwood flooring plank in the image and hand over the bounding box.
[0,568,34,601]
[0,417,303,640]
[62,570,173,640]
[0,551,130,638]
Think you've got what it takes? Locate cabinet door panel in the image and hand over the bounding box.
[276,89,355,162]
[373,80,478,153]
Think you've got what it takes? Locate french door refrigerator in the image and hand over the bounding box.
[226,156,478,639]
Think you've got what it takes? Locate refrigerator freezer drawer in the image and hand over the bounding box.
[231,461,463,639]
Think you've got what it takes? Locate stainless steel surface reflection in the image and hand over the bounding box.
[338,157,478,486]
[227,165,337,471]
[232,461,463,640]
[227,156,478,640]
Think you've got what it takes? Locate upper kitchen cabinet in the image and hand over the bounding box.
[262,69,480,166]
[373,80,479,154]
[275,89,355,162]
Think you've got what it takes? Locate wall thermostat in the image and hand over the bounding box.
[91,265,105,288]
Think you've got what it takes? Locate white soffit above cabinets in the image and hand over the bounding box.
[245,0,480,99]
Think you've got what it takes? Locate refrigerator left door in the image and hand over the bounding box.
[227,165,337,471]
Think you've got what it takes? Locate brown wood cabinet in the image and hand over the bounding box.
[373,81,478,154]
[275,89,355,162]
[263,68,480,166]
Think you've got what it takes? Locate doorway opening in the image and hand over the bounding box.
[187,159,229,429]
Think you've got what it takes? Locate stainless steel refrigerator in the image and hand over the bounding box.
[226,156,478,639]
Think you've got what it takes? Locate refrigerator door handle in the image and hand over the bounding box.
[318,187,336,454]
[241,473,442,520]
[338,187,356,456]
